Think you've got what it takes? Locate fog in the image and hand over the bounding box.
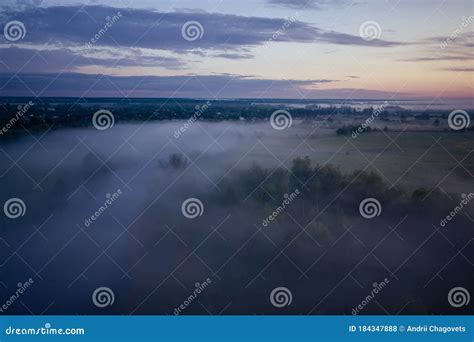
[0,121,472,315]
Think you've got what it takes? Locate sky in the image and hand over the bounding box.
[0,0,472,99]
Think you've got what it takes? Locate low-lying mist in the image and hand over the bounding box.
[0,121,472,315]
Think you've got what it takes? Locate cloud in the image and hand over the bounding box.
[402,32,473,63]
[0,5,403,53]
[0,72,407,98]
[442,67,474,72]
[211,52,254,59]
[0,46,183,72]
[267,0,347,9]
[0,72,340,98]
[401,55,473,62]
